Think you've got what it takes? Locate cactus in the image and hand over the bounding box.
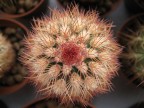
[121,25,144,83]
[21,6,121,104]
[0,33,15,78]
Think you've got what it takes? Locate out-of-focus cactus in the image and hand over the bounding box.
[0,33,15,78]
[121,25,144,83]
[21,6,121,104]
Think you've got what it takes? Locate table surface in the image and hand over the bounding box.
[0,0,144,108]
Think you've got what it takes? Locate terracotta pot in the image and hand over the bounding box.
[118,13,144,88]
[0,0,48,19]
[0,18,29,95]
[57,0,122,17]
[23,97,95,108]
[125,0,144,14]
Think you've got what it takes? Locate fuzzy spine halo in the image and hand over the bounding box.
[21,6,122,104]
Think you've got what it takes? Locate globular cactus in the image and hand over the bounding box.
[21,6,121,104]
[0,33,15,78]
[121,25,144,83]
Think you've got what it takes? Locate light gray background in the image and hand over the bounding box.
[1,0,144,108]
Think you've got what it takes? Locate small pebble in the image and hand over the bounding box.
[6,76,15,86]
[19,67,28,76]
[14,74,23,83]
[35,102,47,108]
[47,101,58,108]
[0,79,6,85]
[33,1,39,7]
[68,103,73,108]
[17,64,22,70]
[18,48,24,56]
[10,37,17,43]
[11,66,18,75]
[18,8,25,14]
[16,33,23,40]
[100,7,106,14]
[25,0,34,11]
[4,28,16,35]
[18,0,25,6]
[13,42,20,50]
[3,6,16,14]
[58,106,65,108]
[106,1,112,7]
[16,28,24,36]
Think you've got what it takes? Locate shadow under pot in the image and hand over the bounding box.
[129,101,144,108]
[118,13,144,88]
[124,0,144,14]
[23,97,95,108]
[0,0,48,19]
[0,100,8,108]
[57,0,122,17]
[0,18,29,95]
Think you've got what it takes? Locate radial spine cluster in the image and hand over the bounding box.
[21,6,121,104]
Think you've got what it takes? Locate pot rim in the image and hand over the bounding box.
[0,18,29,34]
[0,79,28,95]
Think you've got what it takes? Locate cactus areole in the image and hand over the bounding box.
[21,6,121,104]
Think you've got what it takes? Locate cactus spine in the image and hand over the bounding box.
[21,6,121,104]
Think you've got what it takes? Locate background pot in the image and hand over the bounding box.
[118,13,144,88]
[0,18,29,95]
[125,0,144,14]
[0,0,48,19]
[23,97,95,108]
[57,0,122,17]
